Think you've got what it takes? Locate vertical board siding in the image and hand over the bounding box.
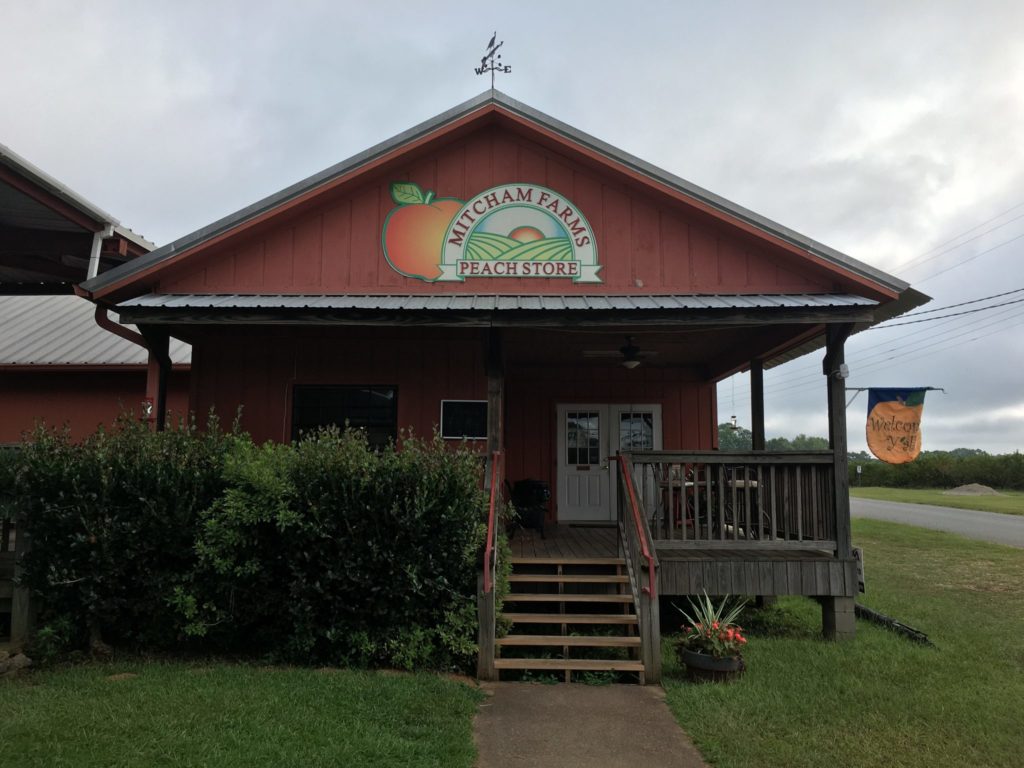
[0,371,190,443]
[192,327,488,445]
[156,126,839,297]
[504,364,714,521]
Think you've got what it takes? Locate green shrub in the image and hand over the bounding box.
[11,415,239,650]
[8,419,488,671]
[174,428,487,670]
[850,451,1024,490]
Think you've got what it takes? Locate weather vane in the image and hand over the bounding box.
[475,31,510,90]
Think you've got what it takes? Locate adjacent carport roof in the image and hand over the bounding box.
[79,90,910,299]
[0,295,190,367]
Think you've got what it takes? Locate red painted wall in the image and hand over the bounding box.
[0,370,189,443]
[157,125,841,297]
[190,327,488,445]
[504,365,715,519]
[187,326,715,519]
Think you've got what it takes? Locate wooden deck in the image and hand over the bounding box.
[508,524,618,559]
[656,547,857,598]
[504,523,856,597]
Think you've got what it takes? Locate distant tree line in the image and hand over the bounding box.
[849,450,1024,490]
[716,424,829,452]
[716,424,1024,490]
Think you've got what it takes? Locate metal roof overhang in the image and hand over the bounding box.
[115,293,878,331]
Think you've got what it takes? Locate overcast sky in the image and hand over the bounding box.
[3,2,1023,452]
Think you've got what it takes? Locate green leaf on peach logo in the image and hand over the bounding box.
[390,182,428,206]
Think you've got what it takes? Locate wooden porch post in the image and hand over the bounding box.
[486,327,504,461]
[823,323,855,640]
[139,325,171,432]
[478,327,503,680]
[750,359,765,451]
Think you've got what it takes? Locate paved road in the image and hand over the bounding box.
[850,497,1024,547]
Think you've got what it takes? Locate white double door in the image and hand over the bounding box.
[556,404,662,522]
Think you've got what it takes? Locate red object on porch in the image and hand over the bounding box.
[618,454,656,597]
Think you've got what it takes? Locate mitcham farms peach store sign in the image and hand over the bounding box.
[381,182,602,283]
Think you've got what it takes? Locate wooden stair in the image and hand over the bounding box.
[496,556,643,683]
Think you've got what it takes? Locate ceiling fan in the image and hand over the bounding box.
[582,335,658,369]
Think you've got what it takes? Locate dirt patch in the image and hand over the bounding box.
[444,673,479,688]
[943,484,1002,496]
[106,673,138,682]
[935,559,1019,594]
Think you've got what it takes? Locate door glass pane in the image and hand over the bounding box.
[567,411,600,465]
[619,411,654,451]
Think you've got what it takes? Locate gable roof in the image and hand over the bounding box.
[78,91,911,303]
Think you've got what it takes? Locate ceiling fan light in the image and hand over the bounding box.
[622,358,641,370]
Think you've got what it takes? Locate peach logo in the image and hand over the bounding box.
[381,182,601,283]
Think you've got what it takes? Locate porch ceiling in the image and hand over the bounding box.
[501,325,819,378]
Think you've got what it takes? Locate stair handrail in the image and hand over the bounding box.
[617,453,658,597]
[482,451,503,594]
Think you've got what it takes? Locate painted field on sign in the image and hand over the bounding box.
[465,233,574,262]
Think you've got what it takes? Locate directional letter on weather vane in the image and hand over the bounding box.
[475,31,511,89]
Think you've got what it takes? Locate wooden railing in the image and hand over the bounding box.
[615,454,661,683]
[477,451,503,681]
[628,451,838,551]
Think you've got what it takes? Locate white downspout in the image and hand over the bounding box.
[86,224,115,280]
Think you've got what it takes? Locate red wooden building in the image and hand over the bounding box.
[77,92,926,681]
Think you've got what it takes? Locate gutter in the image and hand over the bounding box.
[93,304,146,348]
[86,224,116,280]
[91,304,171,430]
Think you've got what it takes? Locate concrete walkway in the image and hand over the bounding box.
[474,683,707,768]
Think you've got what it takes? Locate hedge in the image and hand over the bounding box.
[849,451,1024,490]
[4,417,489,671]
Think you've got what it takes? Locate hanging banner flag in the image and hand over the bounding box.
[866,388,928,464]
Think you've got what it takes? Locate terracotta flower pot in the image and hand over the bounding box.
[678,647,744,683]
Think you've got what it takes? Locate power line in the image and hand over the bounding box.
[867,296,1024,328]
[895,286,1024,317]
[895,210,1024,275]
[903,200,1024,263]
[729,284,1024,397]
[726,302,1024,405]
[915,232,1024,284]
[719,203,1024,407]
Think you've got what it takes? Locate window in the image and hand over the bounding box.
[441,400,488,440]
[292,386,397,448]
[618,411,654,451]
[566,410,601,466]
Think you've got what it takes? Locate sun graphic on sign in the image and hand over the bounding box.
[508,225,544,242]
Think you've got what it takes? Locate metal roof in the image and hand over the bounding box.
[119,293,877,311]
[0,295,191,366]
[0,142,119,229]
[80,91,909,297]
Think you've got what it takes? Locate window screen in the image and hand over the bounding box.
[441,400,488,440]
[292,386,397,448]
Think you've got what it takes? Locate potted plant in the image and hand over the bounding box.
[675,591,748,682]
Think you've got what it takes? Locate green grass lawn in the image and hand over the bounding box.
[663,519,1024,768]
[851,486,1024,516]
[0,663,482,768]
